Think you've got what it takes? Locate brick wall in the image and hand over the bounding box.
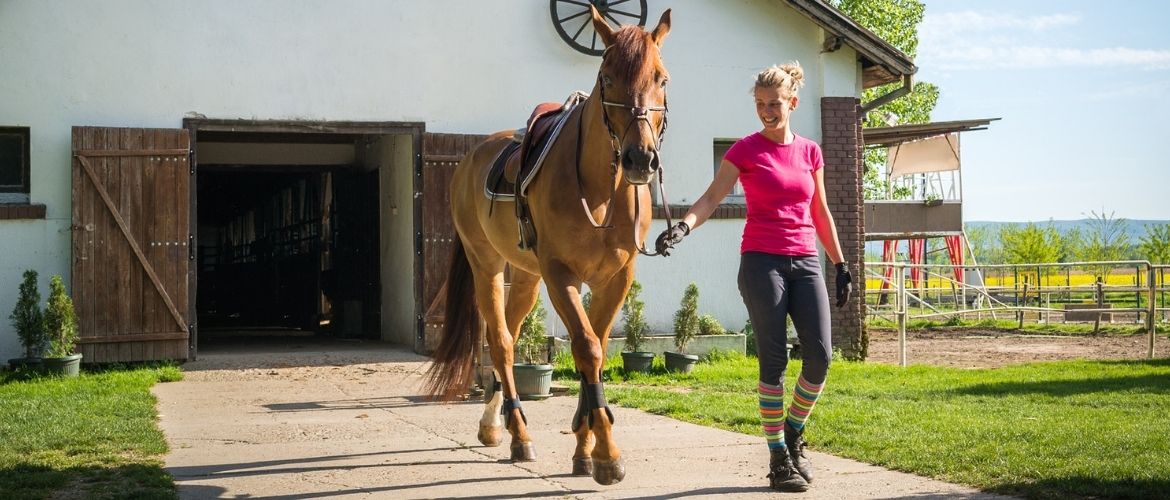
[819,97,866,360]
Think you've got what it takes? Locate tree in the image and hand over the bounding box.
[1138,224,1170,265]
[999,223,1061,264]
[964,223,1001,264]
[833,0,941,200]
[1076,210,1131,278]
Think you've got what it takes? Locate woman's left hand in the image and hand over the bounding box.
[835,262,852,307]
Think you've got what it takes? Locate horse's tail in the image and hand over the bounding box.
[424,236,482,401]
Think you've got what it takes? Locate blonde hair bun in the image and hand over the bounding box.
[753,61,805,96]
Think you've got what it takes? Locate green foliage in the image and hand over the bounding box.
[43,276,79,359]
[581,290,592,313]
[963,223,999,264]
[9,270,45,359]
[741,320,757,357]
[515,296,548,364]
[1139,224,1170,264]
[697,314,725,336]
[621,281,650,353]
[998,222,1062,264]
[1077,210,1131,277]
[832,0,940,201]
[672,283,701,352]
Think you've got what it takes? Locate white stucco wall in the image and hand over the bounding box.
[0,0,863,359]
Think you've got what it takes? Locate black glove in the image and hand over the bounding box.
[654,221,690,256]
[835,262,853,308]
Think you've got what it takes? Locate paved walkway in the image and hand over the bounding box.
[153,338,1011,499]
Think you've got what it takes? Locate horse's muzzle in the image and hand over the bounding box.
[622,147,660,185]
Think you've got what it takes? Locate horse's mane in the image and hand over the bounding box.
[608,26,663,95]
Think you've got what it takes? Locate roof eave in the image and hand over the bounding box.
[784,0,918,88]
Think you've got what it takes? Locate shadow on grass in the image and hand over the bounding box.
[951,359,1170,397]
[987,476,1170,500]
[0,462,174,500]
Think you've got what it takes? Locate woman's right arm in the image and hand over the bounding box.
[680,159,740,231]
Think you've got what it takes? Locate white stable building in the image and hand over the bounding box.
[0,0,915,363]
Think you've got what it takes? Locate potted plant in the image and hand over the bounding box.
[7,269,46,372]
[620,280,654,373]
[513,296,553,400]
[41,275,82,377]
[666,283,701,373]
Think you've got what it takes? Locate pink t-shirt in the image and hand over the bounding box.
[723,132,823,256]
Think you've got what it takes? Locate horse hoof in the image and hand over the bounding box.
[572,457,593,476]
[510,442,537,462]
[591,458,625,485]
[478,425,503,447]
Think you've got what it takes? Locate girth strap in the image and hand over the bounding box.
[571,374,615,432]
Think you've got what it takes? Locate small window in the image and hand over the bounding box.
[0,127,31,203]
[713,139,744,200]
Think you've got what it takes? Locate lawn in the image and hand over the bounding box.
[557,352,1170,499]
[0,365,182,499]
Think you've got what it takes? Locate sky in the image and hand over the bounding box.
[913,0,1170,222]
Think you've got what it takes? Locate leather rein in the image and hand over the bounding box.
[573,71,674,257]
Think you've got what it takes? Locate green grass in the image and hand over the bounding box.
[556,352,1170,499]
[0,364,182,499]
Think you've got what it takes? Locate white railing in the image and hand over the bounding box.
[863,260,1169,366]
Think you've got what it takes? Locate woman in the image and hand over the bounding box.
[655,62,852,493]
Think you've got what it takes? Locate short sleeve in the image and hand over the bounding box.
[723,135,753,172]
[809,141,824,172]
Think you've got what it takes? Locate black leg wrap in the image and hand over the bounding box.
[502,397,527,428]
[571,373,615,432]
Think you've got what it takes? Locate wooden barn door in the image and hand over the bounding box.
[71,127,191,362]
[418,132,486,354]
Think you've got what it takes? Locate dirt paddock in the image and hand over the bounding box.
[865,328,1170,368]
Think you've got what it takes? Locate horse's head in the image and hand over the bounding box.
[591,6,671,186]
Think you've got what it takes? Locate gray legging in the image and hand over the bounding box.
[738,252,832,386]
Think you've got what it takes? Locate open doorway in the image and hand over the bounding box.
[185,120,421,358]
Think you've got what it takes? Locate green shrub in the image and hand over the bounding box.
[44,275,79,358]
[9,269,45,359]
[742,320,756,357]
[672,283,700,352]
[698,314,725,335]
[621,281,649,352]
[515,296,548,364]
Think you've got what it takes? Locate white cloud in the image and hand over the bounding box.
[920,11,1080,39]
[923,45,1170,70]
[919,10,1170,71]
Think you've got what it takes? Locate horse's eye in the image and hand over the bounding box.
[603,76,613,88]
[660,78,668,89]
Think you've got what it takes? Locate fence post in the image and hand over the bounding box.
[1149,266,1157,359]
[897,265,907,367]
[1094,277,1104,334]
[1019,279,1029,329]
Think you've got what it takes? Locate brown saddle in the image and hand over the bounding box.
[485,95,583,200]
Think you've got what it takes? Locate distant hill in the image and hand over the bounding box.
[964,219,1168,240]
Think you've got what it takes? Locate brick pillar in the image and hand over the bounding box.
[820,97,866,360]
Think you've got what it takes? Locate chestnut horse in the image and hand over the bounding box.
[424,7,672,486]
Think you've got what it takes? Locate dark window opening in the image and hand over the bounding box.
[0,127,31,202]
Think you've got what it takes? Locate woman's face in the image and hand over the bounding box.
[754,86,798,131]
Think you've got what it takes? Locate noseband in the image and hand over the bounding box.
[571,67,674,257]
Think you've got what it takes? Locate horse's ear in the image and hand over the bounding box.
[650,9,671,46]
[591,5,617,47]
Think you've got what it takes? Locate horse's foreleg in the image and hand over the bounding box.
[499,269,542,461]
[543,262,625,485]
[578,270,634,483]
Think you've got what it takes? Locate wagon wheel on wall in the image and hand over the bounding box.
[550,0,648,56]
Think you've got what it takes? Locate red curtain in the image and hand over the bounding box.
[908,239,926,288]
[881,240,897,291]
[944,235,965,284]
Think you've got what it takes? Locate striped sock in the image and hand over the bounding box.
[758,381,786,450]
[786,376,825,432]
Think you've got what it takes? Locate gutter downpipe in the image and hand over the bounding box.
[861,73,913,113]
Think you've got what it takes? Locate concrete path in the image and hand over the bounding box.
[153,339,1011,499]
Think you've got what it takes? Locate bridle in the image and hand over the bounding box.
[574,63,674,257]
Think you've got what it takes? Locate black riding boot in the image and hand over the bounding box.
[768,447,809,492]
[785,427,813,483]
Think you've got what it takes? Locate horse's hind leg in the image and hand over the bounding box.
[500,268,542,461]
[471,264,539,461]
